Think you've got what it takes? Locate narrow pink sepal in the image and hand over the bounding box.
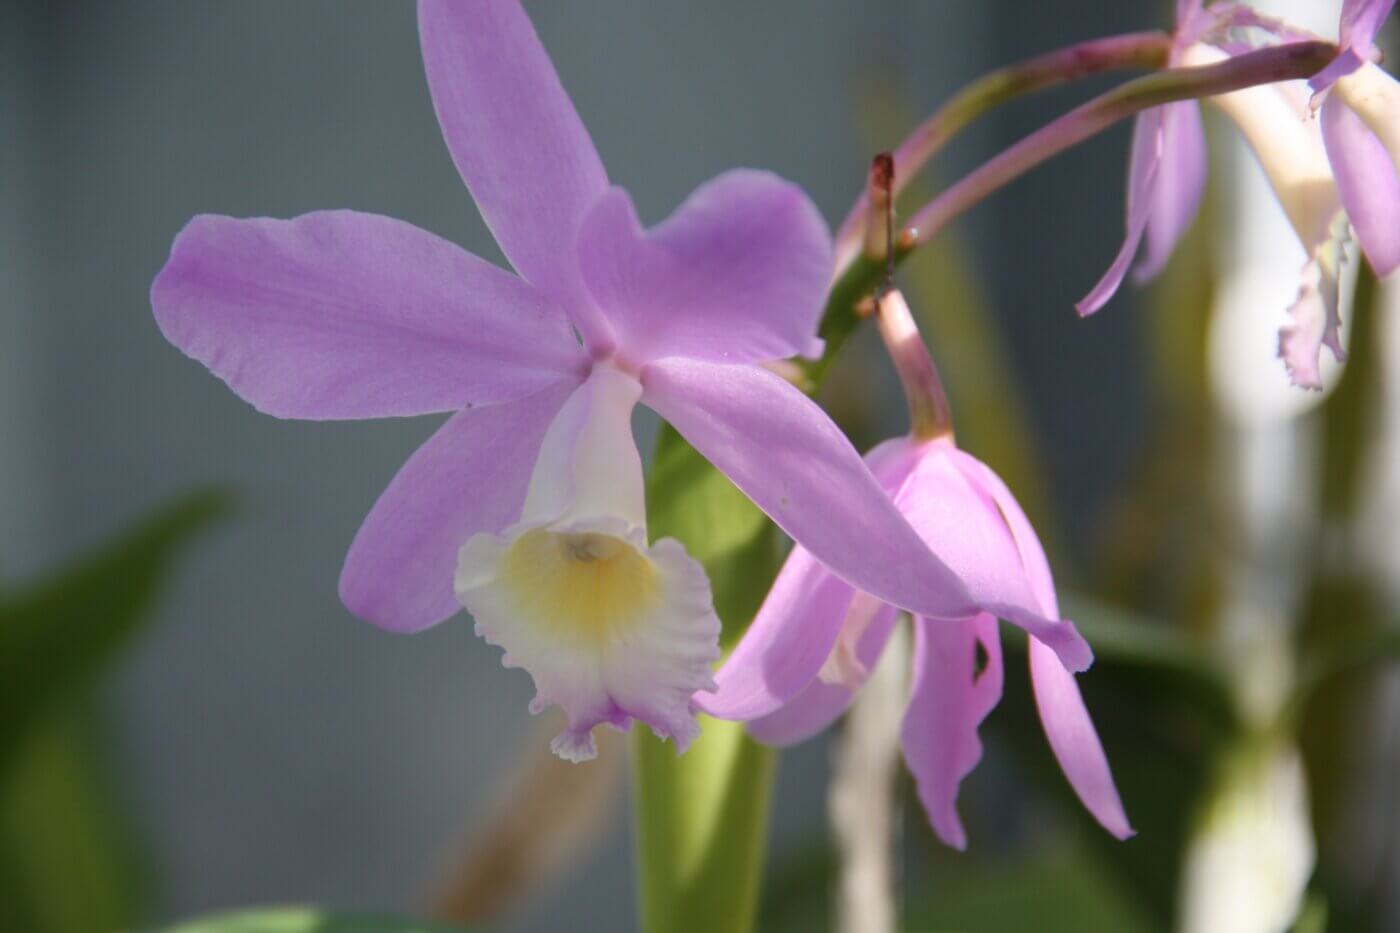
[695,546,857,721]
[1077,109,1163,316]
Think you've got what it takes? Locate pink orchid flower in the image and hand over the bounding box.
[1311,0,1400,282]
[151,0,1091,761]
[1085,0,1399,389]
[699,292,1128,847]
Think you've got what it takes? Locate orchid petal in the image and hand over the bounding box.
[1136,102,1207,283]
[640,360,988,629]
[1029,638,1135,839]
[1340,0,1395,52]
[151,211,583,420]
[418,0,608,325]
[1078,109,1162,316]
[747,606,898,747]
[694,545,857,721]
[1311,48,1367,97]
[902,614,1004,850]
[1176,0,1204,25]
[339,378,579,632]
[576,170,832,364]
[890,444,1093,671]
[1280,217,1349,391]
[1322,98,1400,277]
[959,455,1133,839]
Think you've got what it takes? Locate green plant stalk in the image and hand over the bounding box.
[633,428,783,933]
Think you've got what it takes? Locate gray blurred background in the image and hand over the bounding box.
[0,2,1160,930]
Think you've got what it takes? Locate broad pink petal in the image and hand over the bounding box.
[1135,102,1206,283]
[576,171,832,365]
[1077,109,1162,316]
[1322,98,1400,276]
[340,378,579,633]
[1029,638,1135,839]
[958,455,1133,838]
[152,211,584,420]
[890,444,1092,670]
[902,614,1004,850]
[694,546,856,721]
[747,606,898,747]
[640,359,985,628]
[418,0,609,331]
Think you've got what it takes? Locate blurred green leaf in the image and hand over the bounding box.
[901,848,1154,933]
[0,488,232,932]
[633,426,784,933]
[150,907,469,933]
[0,487,232,770]
[0,705,145,933]
[1060,593,1233,727]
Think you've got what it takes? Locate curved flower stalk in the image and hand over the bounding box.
[699,291,1129,846]
[151,0,1094,761]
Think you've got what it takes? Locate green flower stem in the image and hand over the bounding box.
[633,719,776,933]
[812,39,1338,383]
[633,428,783,933]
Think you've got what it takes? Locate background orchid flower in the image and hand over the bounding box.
[1078,0,1217,315]
[1083,1,1399,389]
[1183,42,1353,389]
[1311,1,1400,284]
[698,291,1127,846]
[150,0,1093,762]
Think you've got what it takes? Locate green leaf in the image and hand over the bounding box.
[0,705,146,933]
[633,426,784,933]
[0,488,233,771]
[149,907,469,933]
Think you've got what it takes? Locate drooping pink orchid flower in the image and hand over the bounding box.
[698,291,1129,846]
[151,1,1092,762]
[1086,0,1399,389]
[1078,0,1216,315]
[1311,0,1400,281]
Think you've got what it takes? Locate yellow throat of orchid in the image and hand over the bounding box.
[498,528,659,643]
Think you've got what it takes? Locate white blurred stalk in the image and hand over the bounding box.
[830,620,909,933]
[1180,2,1341,930]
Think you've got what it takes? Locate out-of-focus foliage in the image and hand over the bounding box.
[0,489,231,932]
[0,488,232,768]
[150,907,470,933]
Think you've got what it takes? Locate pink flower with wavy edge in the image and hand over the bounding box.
[697,291,1129,846]
[151,1,1094,761]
